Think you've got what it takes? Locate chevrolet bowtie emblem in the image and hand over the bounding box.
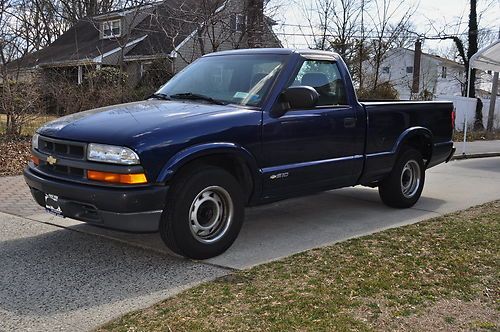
[46,156,57,165]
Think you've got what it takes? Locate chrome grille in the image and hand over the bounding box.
[40,164,85,178]
[38,136,86,160]
[36,135,87,179]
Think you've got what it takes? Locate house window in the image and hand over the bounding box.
[231,14,246,32]
[102,19,121,38]
[382,66,390,74]
[406,66,413,74]
[441,66,447,78]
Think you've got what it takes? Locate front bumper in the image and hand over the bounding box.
[24,166,168,232]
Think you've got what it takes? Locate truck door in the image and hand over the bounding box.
[261,59,364,198]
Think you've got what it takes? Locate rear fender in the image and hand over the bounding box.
[394,127,433,164]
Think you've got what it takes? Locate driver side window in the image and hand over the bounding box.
[290,60,348,106]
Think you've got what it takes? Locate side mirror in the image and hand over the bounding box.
[271,86,319,118]
[283,86,319,108]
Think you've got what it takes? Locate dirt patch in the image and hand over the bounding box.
[0,136,31,176]
[396,298,498,331]
[353,297,499,331]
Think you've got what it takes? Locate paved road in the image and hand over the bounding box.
[0,157,499,331]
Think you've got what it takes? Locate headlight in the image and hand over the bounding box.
[87,143,140,165]
[32,133,39,150]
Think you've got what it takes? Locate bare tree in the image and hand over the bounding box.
[364,0,416,91]
[0,0,147,135]
[1,0,45,135]
[298,0,365,83]
[420,0,497,129]
[149,0,279,69]
[329,0,363,69]
[299,0,335,50]
[298,0,416,90]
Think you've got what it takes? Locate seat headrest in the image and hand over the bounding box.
[301,72,330,88]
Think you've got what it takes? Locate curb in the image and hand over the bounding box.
[451,152,500,160]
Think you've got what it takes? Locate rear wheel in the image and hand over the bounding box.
[160,166,244,259]
[378,147,425,208]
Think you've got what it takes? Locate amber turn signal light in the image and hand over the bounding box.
[31,155,40,166]
[87,170,147,184]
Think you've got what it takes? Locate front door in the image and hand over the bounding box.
[261,59,363,198]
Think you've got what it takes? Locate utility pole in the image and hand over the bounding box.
[487,72,499,132]
[486,28,499,132]
[412,40,422,95]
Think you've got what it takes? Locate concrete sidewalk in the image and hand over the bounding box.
[453,139,500,158]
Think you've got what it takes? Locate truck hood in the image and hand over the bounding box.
[38,100,236,146]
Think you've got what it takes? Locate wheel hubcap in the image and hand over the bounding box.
[189,186,233,243]
[400,160,421,198]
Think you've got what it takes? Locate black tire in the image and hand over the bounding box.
[160,166,245,259]
[378,147,425,208]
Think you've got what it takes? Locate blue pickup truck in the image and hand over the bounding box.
[25,48,455,258]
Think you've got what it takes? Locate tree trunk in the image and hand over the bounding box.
[468,0,483,130]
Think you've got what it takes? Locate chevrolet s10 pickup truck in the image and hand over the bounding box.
[25,48,455,259]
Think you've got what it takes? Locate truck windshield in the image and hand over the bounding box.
[156,54,287,107]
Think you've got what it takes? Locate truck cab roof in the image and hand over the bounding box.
[203,48,341,60]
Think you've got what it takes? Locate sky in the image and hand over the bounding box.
[271,0,500,60]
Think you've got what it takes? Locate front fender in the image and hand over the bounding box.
[156,142,260,183]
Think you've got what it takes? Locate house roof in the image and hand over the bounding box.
[124,1,198,59]
[8,17,129,68]
[7,0,229,68]
[424,53,464,68]
[391,47,464,68]
[41,18,149,65]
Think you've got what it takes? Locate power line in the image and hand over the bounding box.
[273,22,481,39]
[272,31,458,40]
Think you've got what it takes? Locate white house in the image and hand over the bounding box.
[368,42,499,129]
[377,43,465,99]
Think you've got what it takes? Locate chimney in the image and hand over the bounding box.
[412,40,422,94]
[247,0,264,48]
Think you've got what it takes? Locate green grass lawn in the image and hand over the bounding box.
[99,201,499,332]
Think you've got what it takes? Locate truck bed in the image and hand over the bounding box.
[358,100,454,184]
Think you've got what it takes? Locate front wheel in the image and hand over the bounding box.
[378,148,425,208]
[160,166,245,259]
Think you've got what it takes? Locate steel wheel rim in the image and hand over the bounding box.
[400,160,421,198]
[189,186,233,243]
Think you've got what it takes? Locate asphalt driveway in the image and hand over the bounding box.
[0,212,227,331]
[0,157,499,331]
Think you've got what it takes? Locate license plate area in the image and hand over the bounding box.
[45,193,63,217]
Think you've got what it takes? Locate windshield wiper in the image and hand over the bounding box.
[169,92,227,105]
[148,93,171,101]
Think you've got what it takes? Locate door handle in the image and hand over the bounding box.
[344,117,356,128]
